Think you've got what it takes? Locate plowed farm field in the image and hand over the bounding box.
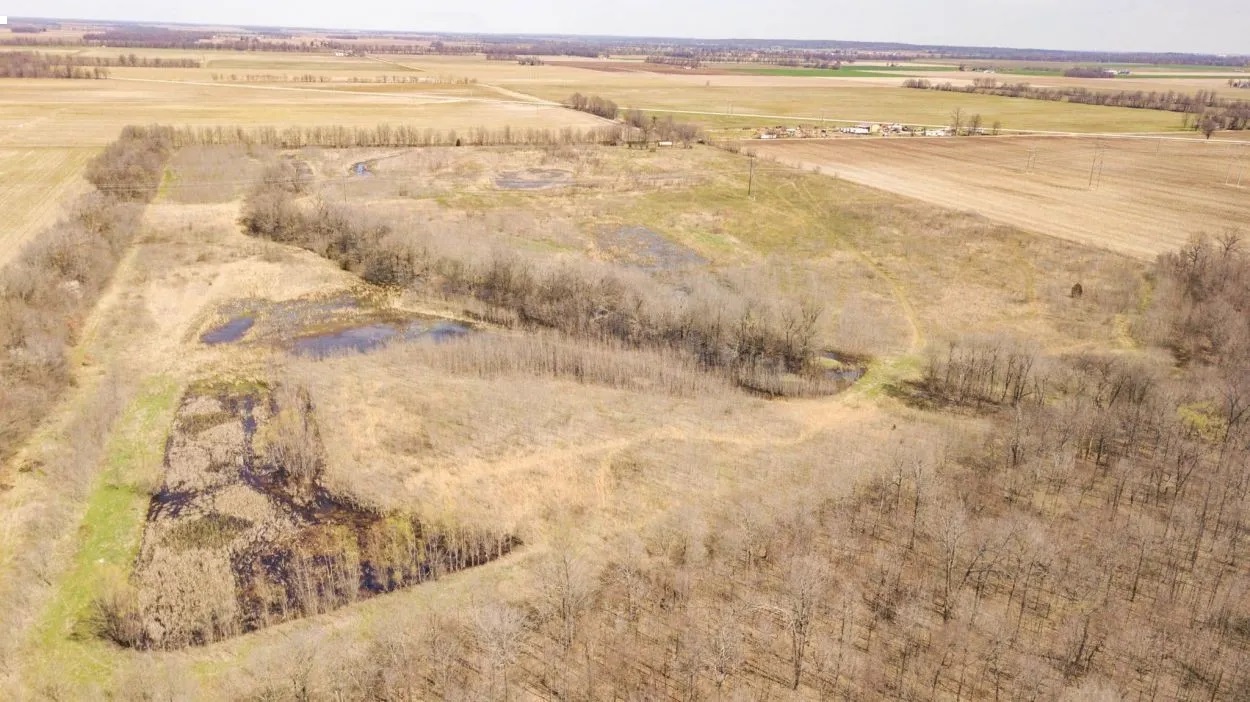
[754,136,1250,259]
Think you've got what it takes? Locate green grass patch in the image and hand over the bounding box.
[1178,401,1226,442]
[186,375,269,398]
[854,354,926,399]
[156,165,177,201]
[26,376,180,689]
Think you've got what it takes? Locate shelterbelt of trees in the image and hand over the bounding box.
[904,78,1250,132]
[0,126,172,462]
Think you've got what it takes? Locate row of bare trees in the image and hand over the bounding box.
[0,51,199,77]
[239,178,833,395]
[0,52,108,79]
[0,126,171,464]
[566,93,620,120]
[1062,67,1117,78]
[155,123,631,149]
[904,78,1250,130]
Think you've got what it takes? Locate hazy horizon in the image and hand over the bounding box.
[6,1,1250,55]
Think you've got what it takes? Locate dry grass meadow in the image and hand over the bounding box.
[0,134,1147,696]
[2,39,1250,700]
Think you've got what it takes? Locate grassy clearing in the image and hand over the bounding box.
[26,376,179,689]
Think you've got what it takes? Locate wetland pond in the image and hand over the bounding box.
[199,294,474,358]
[291,319,471,358]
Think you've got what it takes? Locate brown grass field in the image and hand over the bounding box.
[0,50,599,262]
[3,37,1250,699]
[753,135,1250,259]
[0,139,1146,696]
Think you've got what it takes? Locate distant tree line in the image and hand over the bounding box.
[160,123,632,149]
[205,73,473,85]
[0,52,109,79]
[484,53,545,65]
[4,26,1247,68]
[0,51,199,78]
[1062,67,1117,78]
[903,78,1250,130]
[644,56,703,69]
[566,93,619,120]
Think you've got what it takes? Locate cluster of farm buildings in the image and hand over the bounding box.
[755,123,953,139]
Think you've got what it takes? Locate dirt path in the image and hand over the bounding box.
[789,176,925,354]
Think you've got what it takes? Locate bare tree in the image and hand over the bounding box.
[950,108,965,136]
[536,546,596,650]
[774,556,828,689]
[472,603,527,700]
[1200,114,1220,139]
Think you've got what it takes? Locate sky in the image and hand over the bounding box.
[5,0,1249,55]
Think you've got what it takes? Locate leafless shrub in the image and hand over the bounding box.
[90,584,145,647]
[257,384,322,498]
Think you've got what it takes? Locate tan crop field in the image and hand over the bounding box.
[754,135,1250,259]
[0,146,93,269]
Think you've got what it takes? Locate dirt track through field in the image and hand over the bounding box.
[756,137,1250,259]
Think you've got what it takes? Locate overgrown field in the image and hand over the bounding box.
[2,133,1193,700]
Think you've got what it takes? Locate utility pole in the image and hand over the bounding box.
[747,156,756,198]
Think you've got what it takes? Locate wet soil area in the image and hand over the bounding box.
[198,293,474,358]
[494,168,573,190]
[292,320,470,359]
[821,351,868,388]
[596,225,707,271]
[200,316,255,345]
[126,385,517,649]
